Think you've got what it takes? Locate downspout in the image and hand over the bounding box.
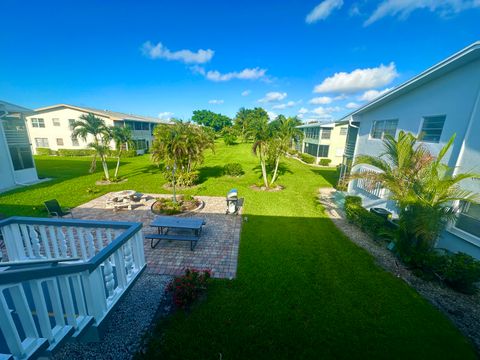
[0,109,35,186]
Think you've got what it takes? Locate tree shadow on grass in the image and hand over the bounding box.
[197,166,224,184]
[310,168,340,187]
[252,163,293,182]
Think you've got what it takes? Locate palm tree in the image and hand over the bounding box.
[71,113,109,173]
[109,126,134,179]
[248,111,271,188]
[268,116,303,186]
[352,131,479,256]
[234,107,251,142]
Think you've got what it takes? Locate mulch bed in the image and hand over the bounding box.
[250,184,285,192]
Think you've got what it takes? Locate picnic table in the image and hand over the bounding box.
[146,216,206,251]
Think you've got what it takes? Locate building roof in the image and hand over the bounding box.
[340,41,480,122]
[296,119,348,129]
[33,104,171,124]
[0,100,33,115]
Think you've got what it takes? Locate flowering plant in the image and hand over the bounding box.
[167,268,212,309]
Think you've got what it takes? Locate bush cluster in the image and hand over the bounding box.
[286,148,299,156]
[107,149,137,158]
[36,148,55,156]
[300,153,315,164]
[344,196,393,239]
[319,158,332,166]
[57,149,96,157]
[223,163,244,177]
[167,269,211,309]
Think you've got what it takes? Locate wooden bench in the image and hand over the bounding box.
[145,233,200,251]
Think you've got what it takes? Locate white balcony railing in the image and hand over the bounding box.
[0,217,146,359]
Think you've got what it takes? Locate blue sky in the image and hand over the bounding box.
[1,0,479,122]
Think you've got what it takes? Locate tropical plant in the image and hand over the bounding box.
[248,109,271,187]
[70,113,111,178]
[151,121,214,201]
[222,126,238,145]
[109,126,134,179]
[233,107,252,142]
[352,131,479,261]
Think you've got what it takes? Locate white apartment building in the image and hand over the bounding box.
[26,104,170,154]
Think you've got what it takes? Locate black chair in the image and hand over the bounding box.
[44,199,73,218]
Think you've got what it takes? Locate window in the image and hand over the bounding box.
[133,122,149,130]
[35,138,49,147]
[31,118,45,128]
[455,202,480,238]
[56,138,64,146]
[72,138,79,146]
[370,119,398,139]
[69,119,76,129]
[52,118,60,126]
[419,115,445,143]
[318,145,329,157]
[304,127,319,139]
[133,139,147,150]
[321,129,332,139]
[9,146,34,170]
[340,127,348,135]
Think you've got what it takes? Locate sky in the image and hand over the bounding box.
[1,0,480,122]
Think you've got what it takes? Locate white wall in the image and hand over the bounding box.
[26,108,113,153]
[0,122,16,191]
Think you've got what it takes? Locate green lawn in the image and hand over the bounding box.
[0,143,475,358]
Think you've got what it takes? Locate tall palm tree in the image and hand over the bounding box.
[234,107,251,142]
[249,112,271,188]
[71,113,109,173]
[109,126,134,179]
[352,131,479,255]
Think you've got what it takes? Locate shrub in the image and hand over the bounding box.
[57,149,96,157]
[167,269,211,309]
[319,158,332,166]
[436,252,480,294]
[154,197,181,215]
[108,149,137,158]
[344,196,391,239]
[300,153,315,164]
[287,148,298,156]
[36,148,54,156]
[223,163,244,177]
[222,127,238,146]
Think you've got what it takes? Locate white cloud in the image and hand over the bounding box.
[142,41,214,64]
[158,111,174,120]
[205,67,267,82]
[359,87,393,101]
[309,96,333,105]
[267,111,277,120]
[272,101,300,110]
[208,99,224,104]
[258,92,287,103]
[241,90,251,96]
[365,0,480,26]
[310,106,342,119]
[306,0,344,23]
[298,107,309,114]
[346,102,360,109]
[314,62,398,93]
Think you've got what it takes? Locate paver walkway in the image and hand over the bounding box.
[73,193,242,279]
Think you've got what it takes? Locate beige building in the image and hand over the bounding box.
[26,104,170,155]
[295,121,349,166]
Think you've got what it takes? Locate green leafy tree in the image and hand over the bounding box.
[109,126,133,179]
[352,131,479,261]
[248,109,271,187]
[151,121,214,201]
[233,107,252,142]
[221,126,238,145]
[191,110,232,132]
[71,113,110,177]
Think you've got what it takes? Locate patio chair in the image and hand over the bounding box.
[44,199,73,218]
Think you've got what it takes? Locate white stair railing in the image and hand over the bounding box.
[0,217,146,360]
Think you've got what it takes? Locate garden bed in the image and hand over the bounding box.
[151,196,204,215]
[249,184,285,192]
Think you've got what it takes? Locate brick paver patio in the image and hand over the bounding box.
[73,193,242,279]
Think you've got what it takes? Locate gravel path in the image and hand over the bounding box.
[319,188,480,353]
[53,273,172,360]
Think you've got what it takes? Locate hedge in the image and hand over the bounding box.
[319,158,332,166]
[300,153,315,164]
[57,149,96,157]
[344,196,391,239]
[36,148,55,156]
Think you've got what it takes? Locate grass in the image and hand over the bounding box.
[0,143,475,358]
